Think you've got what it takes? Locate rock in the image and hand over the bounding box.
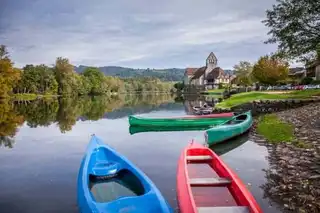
[253,103,320,212]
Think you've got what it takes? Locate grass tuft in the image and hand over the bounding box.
[257,114,295,144]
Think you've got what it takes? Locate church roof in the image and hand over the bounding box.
[191,66,206,79]
[206,67,236,80]
[205,67,224,80]
[184,68,198,76]
[206,52,218,62]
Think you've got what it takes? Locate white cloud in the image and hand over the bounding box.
[0,0,278,68]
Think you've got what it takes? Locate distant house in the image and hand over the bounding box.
[288,67,307,79]
[184,52,235,89]
[306,60,320,80]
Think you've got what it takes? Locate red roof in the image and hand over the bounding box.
[185,68,198,76]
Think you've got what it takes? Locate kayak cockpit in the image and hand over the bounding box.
[225,114,248,125]
[89,169,145,203]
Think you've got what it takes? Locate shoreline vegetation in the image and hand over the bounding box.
[256,114,308,148]
[216,90,320,108]
[0,45,175,100]
[251,104,320,212]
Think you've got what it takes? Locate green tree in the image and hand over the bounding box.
[233,61,254,86]
[317,43,320,60]
[17,64,58,94]
[0,45,21,97]
[252,55,289,85]
[83,67,108,94]
[173,82,184,91]
[54,57,77,95]
[263,0,320,62]
[77,75,91,95]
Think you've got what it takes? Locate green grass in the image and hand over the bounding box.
[216,89,320,108]
[206,89,225,93]
[257,114,310,148]
[257,114,295,143]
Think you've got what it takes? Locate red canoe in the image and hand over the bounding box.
[182,112,234,119]
[177,142,262,213]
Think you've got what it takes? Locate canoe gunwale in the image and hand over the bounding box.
[176,142,262,213]
[205,111,253,145]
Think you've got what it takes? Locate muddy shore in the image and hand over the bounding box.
[250,103,320,213]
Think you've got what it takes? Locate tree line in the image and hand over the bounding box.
[0,45,174,98]
[232,55,289,86]
[233,0,320,86]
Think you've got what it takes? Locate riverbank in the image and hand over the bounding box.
[9,91,175,101]
[216,89,320,108]
[250,103,320,212]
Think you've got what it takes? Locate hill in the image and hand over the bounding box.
[74,65,185,81]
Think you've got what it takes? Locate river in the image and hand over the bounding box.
[0,94,283,213]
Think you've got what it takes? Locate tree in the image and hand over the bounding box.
[173,82,184,91]
[77,75,91,95]
[0,45,21,97]
[317,43,320,60]
[263,0,320,62]
[252,55,289,85]
[233,61,254,86]
[17,64,58,94]
[54,57,77,95]
[83,67,108,94]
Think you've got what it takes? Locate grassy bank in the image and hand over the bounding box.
[216,89,320,108]
[257,114,308,148]
[205,89,225,93]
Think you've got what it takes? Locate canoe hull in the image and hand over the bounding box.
[77,135,173,213]
[176,142,262,213]
[129,113,235,127]
[205,111,253,146]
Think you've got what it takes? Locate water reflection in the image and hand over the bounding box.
[129,125,210,135]
[0,94,287,212]
[0,94,177,143]
[89,170,145,203]
[211,133,249,156]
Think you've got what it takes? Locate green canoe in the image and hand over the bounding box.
[129,125,212,135]
[128,113,235,127]
[205,111,253,146]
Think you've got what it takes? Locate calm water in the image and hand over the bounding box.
[0,95,282,213]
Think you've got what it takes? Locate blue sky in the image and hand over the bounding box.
[1,0,280,69]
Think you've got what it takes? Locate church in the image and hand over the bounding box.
[184,52,235,89]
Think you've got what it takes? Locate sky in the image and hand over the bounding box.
[0,0,280,69]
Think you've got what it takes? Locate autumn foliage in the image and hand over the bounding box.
[0,45,21,97]
[252,55,289,85]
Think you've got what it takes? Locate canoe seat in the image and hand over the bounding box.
[187,155,212,161]
[197,206,250,213]
[190,177,231,186]
[92,161,120,177]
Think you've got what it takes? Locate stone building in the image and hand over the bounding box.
[184,52,235,89]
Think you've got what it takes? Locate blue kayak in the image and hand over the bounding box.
[77,135,173,213]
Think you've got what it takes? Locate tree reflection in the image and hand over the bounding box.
[15,99,59,128]
[0,99,24,148]
[0,94,176,139]
[0,136,15,148]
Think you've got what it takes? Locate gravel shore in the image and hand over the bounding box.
[250,103,320,213]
